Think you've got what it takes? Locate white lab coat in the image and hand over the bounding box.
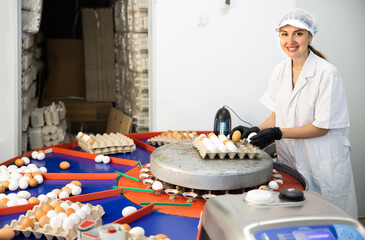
[260,50,358,218]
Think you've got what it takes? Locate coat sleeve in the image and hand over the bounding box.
[313,66,350,129]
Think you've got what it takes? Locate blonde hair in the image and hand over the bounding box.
[309,45,327,60]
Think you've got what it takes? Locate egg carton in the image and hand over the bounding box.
[9,197,105,240]
[193,137,262,160]
[77,132,136,155]
[147,135,196,146]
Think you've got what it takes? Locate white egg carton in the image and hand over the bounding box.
[9,197,105,240]
[77,132,136,155]
[147,136,194,146]
[193,137,262,160]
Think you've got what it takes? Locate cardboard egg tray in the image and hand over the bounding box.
[147,136,195,146]
[77,132,136,155]
[193,137,262,160]
[9,197,105,240]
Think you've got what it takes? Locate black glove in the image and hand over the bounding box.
[230,126,260,140]
[250,127,282,149]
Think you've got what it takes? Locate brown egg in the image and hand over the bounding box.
[38,150,45,154]
[28,197,40,204]
[160,132,166,137]
[0,186,5,194]
[223,139,230,145]
[184,134,191,140]
[199,136,207,141]
[65,208,75,216]
[175,134,183,140]
[0,198,9,206]
[15,158,25,167]
[21,218,34,230]
[42,204,53,213]
[0,181,9,189]
[192,131,198,136]
[155,234,169,239]
[38,215,50,228]
[0,226,15,239]
[232,130,241,142]
[61,187,72,195]
[54,206,64,214]
[52,189,61,197]
[166,132,172,138]
[50,199,61,208]
[35,209,46,221]
[32,172,42,177]
[87,138,95,144]
[71,180,82,187]
[24,173,33,178]
[121,223,131,232]
[60,161,70,170]
[172,131,178,137]
[0,201,7,208]
[208,132,215,138]
[28,178,38,188]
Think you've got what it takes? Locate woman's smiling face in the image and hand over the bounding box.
[279,25,312,61]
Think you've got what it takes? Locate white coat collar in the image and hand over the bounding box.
[290,50,317,99]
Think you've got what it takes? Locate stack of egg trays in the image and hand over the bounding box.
[77,132,136,155]
[147,136,195,146]
[9,197,104,240]
[193,138,262,160]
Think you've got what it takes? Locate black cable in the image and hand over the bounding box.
[223,105,253,127]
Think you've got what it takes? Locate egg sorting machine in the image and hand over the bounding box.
[198,190,365,240]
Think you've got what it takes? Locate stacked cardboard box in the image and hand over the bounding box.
[82,8,116,102]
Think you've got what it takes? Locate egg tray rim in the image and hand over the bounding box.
[9,197,105,240]
[147,136,194,146]
[77,132,136,149]
[78,141,136,155]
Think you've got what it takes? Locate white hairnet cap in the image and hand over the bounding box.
[276,8,318,36]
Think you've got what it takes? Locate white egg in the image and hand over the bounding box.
[7,199,18,207]
[27,164,37,169]
[122,206,137,217]
[59,191,69,199]
[31,151,38,159]
[46,192,58,199]
[8,182,19,191]
[34,175,44,184]
[69,203,80,212]
[102,156,110,164]
[247,132,257,143]
[19,180,29,189]
[18,198,28,205]
[274,179,283,184]
[69,213,80,224]
[71,186,82,196]
[6,193,18,200]
[11,172,22,180]
[17,190,31,199]
[76,132,83,138]
[198,134,206,140]
[37,152,46,160]
[76,209,86,219]
[129,226,145,235]
[19,176,30,182]
[57,212,68,221]
[62,217,75,230]
[0,165,7,171]
[39,167,47,173]
[50,216,62,229]
[152,181,163,191]
[23,169,31,173]
[268,180,280,190]
[81,205,91,215]
[95,155,104,163]
[21,157,30,165]
[37,194,47,202]
[47,210,58,219]
[60,202,69,210]
[0,193,6,199]
[65,183,77,190]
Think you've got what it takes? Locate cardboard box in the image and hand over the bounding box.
[106,108,132,134]
[82,8,116,102]
[43,39,85,100]
[61,99,112,122]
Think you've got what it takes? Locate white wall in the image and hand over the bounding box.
[298,0,365,218]
[0,0,21,162]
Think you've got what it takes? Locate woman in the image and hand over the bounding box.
[231,8,358,218]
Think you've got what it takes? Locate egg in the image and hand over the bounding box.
[65,183,76,190]
[268,180,280,190]
[39,167,47,173]
[15,159,25,167]
[258,185,269,190]
[46,192,57,199]
[35,209,46,221]
[59,191,69,199]
[31,151,38,159]
[37,152,46,160]
[18,198,28,205]
[39,215,50,228]
[28,178,38,187]
[231,130,242,142]
[17,190,31,199]
[152,181,163,191]
[52,189,61,197]
[175,134,183,140]
[69,203,80,212]
[70,180,82,187]
[1,181,9,189]
[122,206,137,217]
[46,210,58,219]
[28,197,40,204]
[50,216,62,229]
[42,204,53,213]
[57,212,68,221]
[37,194,47,202]
[18,180,28,189]
[32,172,41,177]
[76,209,86,219]
[102,156,110,164]
[129,226,145,235]
[61,187,72,195]
[80,205,91,215]
[71,186,82,196]
[8,182,18,191]
[0,198,8,207]
[60,161,70,170]
[65,208,75,216]
[0,226,15,239]
[155,234,169,239]
[69,213,80,224]
[95,155,104,163]
[54,206,64,213]
[0,186,5,194]
[62,217,75,230]
[121,223,131,231]
[60,202,70,210]
[21,218,34,230]
[24,173,33,178]
[7,199,18,207]
[21,156,30,164]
